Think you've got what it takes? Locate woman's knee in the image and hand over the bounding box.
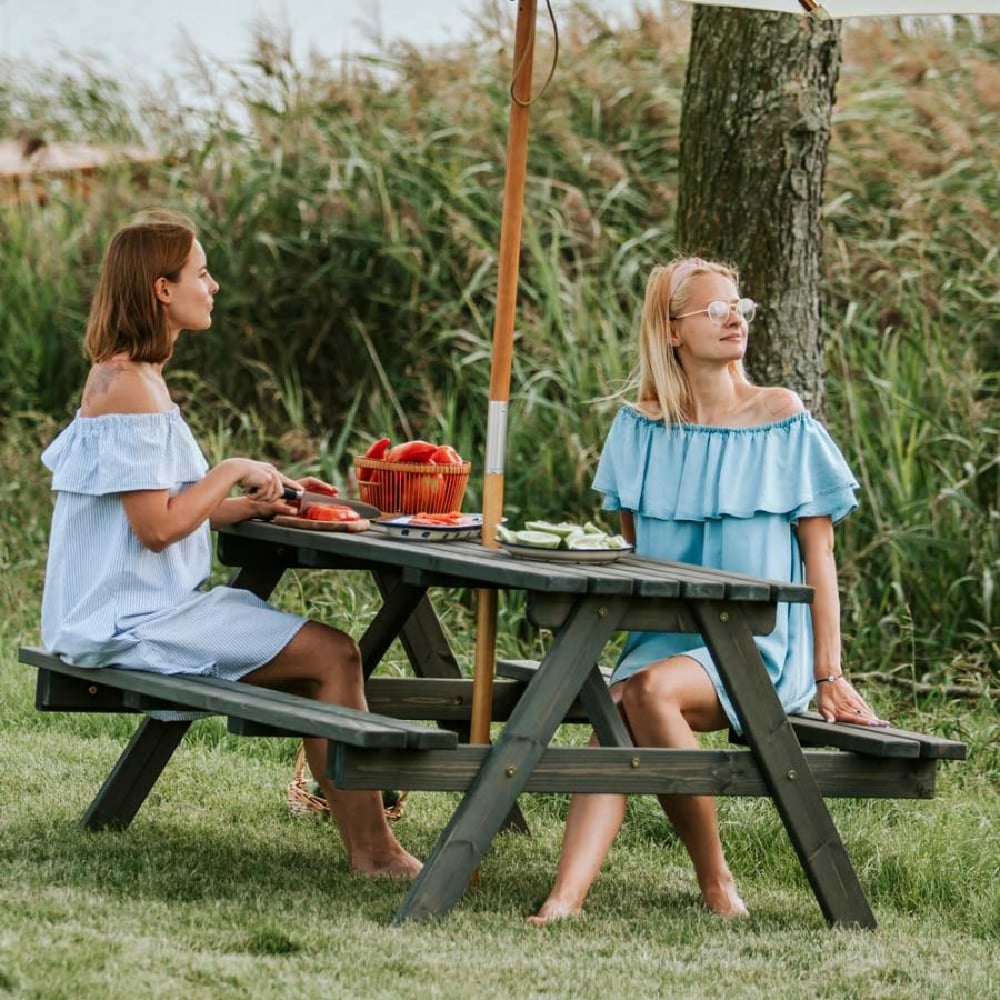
[308,621,361,672]
[287,621,362,680]
[620,665,683,720]
[621,658,726,733]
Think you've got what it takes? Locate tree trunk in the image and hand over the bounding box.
[676,9,841,415]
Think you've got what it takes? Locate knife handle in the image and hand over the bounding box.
[281,487,304,502]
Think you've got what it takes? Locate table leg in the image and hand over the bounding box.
[359,575,429,680]
[393,596,627,923]
[578,664,633,749]
[372,569,464,681]
[82,718,191,830]
[226,564,285,600]
[369,569,530,832]
[692,600,877,929]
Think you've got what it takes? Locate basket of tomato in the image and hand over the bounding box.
[354,437,471,515]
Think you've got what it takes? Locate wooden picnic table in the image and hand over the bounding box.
[215,519,920,928]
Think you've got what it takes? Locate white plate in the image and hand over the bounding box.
[500,543,634,563]
[371,513,484,542]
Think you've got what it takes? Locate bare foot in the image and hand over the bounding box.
[350,846,422,879]
[700,875,749,919]
[527,898,582,926]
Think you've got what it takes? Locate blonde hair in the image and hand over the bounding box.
[635,257,751,424]
[84,209,197,363]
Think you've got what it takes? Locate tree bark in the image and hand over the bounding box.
[676,9,841,415]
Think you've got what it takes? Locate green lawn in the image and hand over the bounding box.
[1,646,997,1000]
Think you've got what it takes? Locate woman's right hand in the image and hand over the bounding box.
[225,458,286,503]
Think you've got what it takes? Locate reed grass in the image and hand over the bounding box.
[0,10,996,695]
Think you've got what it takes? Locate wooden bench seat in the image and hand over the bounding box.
[495,658,967,766]
[20,646,456,751]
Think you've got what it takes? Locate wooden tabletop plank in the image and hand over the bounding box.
[220,522,811,604]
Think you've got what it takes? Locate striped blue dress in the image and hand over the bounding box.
[40,406,306,688]
[593,406,859,732]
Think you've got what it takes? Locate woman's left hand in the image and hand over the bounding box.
[289,475,339,497]
[246,475,338,522]
[815,676,889,727]
[246,497,299,520]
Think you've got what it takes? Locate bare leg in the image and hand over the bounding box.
[621,657,748,918]
[528,730,627,925]
[244,621,421,878]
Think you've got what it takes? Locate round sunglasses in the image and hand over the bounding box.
[673,298,758,324]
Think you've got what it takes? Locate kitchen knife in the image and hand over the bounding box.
[280,487,380,520]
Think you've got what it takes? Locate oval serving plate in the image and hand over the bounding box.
[500,543,634,563]
[370,513,485,542]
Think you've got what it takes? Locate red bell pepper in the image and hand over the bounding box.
[358,436,390,483]
[364,437,391,461]
[385,440,439,464]
[429,445,463,466]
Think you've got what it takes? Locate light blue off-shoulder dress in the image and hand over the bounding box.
[40,406,306,687]
[593,406,859,731]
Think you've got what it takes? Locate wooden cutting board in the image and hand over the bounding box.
[272,516,371,532]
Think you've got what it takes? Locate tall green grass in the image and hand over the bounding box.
[0,11,996,690]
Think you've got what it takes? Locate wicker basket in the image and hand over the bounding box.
[353,456,471,516]
[287,742,408,822]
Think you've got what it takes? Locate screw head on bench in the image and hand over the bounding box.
[505,766,516,778]
[719,611,730,622]
[88,686,98,695]
[787,769,797,781]
[630,756,640,769]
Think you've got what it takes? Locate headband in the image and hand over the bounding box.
[668,257,709,300]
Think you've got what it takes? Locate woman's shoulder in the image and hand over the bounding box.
[80,362,171,418]
[756,386,805,423]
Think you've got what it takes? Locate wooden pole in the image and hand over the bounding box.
[470,0,538,747]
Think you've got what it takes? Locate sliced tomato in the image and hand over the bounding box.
[409,510,465,526]
[304,505,361,522]
[429,445,463,465]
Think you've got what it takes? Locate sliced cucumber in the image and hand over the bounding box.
[567,534,609,550]
[514,530,563,549]
[524,520,580,538]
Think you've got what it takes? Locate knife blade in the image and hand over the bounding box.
[280,487,380,520]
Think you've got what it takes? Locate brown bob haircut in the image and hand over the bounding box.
[84,209,197,363]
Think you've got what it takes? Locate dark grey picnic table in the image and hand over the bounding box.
[217,519,889,928]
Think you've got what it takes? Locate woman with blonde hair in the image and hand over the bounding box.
[531,257,884,923]
[41,209,420,877]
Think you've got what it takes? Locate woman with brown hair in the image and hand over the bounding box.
[41,209,420,877]
[530,257,885,923]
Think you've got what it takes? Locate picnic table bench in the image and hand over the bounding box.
[18,647,455,830]
[18,519,967,928]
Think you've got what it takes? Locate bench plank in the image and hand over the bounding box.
[498,659,967,763]
[19,647,456,750]
[793,711,968,761]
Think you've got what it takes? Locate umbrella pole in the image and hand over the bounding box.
[471,0,538,747]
